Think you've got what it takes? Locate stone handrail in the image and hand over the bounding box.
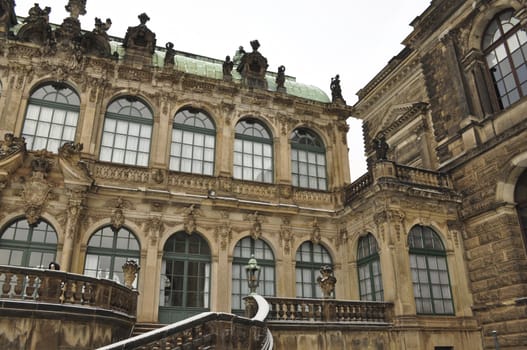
[344,172,373,202]
[98,294,272,350]
[265,297,393,324]
[394,164,452,189]
[0,265,137,316]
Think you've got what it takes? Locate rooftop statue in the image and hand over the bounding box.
[236,40,268,89]
[17,3,52,45]
[232,46,245,66]
[164,42,176,67]
[330,74,345,104]
[0,0,17,33]
[79,17,112,58]
[276,65,286,91]
[373,135,389,161]
[123,12,157,55]
[223,55,234,80]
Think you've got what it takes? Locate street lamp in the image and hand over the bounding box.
[245,255,261,295]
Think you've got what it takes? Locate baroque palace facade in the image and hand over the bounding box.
[0,0,526,349]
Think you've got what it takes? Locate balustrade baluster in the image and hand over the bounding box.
[8,274,18,298]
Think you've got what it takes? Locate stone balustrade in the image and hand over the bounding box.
[0,265,137,316]
[265,297,393,324]
[394,164,452,189]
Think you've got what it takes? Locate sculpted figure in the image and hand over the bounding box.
[276,65,286,89]
[164,42,176,67]
[330,74,345,103]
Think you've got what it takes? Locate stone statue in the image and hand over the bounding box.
[123,12,157,65]
[317,265,337,298]
[223,55,234,79]
[0,0,17,33]
[17,3,53,45]
[122,260,140,289]
[232,45,245,66]
[276,65,286,91]
[373,135,389,161]
[330,74,345,103]
[164,42,176,67]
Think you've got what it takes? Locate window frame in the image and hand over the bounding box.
[84,226,141,287]
[357,233,384,301]
[295,241,333,299]
[290,128,328,191]
[0,219,58,268]
[483,9,527,109]
[22,83,80,153]
[231,237,275,313]
[233,118,274,183]
[408,225,455,315]
[170,108,216,176]
[99,97,153,167]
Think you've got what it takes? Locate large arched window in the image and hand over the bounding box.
[357,233,383,301]
[170,108,215,176]
[99,97,153,166]
[291,128,327,190]
[159,232,211,323]
[84,226,140,287]
[295,241,333,298]
[22,83,80,153]
[233,118,273,183]
[0,219,57,267]
[483,9,527,109]
[232,237,275,313]
[408,225,454,315]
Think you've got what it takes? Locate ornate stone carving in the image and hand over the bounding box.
[0,133,25,159]
[183,204,200,234]
[79,17,112,58]
[122,260,140,289]
[311,218,321,245]
[236,40,268,89]
[58,142,93,185]
[336,221,348,249]
[373,134,389,161]
[123,13,156,65]
[279,217,294,255]
[109,197,132,232]
[17,3,52,46]
[245,211,263,240]
[21,152,53,225]
[54,0,87,53]
[317,265,337,298]
[64,187,86,241]
[215,211,232,250]
[145,216,164,246]
[0,0,17,33]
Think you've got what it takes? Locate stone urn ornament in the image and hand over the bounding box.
[122,260,140,289]
[317,265,336,298]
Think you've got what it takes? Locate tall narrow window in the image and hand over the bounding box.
[408,225,454,315]
[99,97,153,166]
[295,241,332,298]
[291,128,327,190]
[0,219,57,267]
[357,233,383,301]
[22,83,80,153]
[84,226,140,287]
[159,232,211,323]
[231,237,275,313]
[170,108,215,175]
[233,118,273,183]
[483,10,527,109]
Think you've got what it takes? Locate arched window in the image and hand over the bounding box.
[514,168,527,251]
[291,128,327,190]
[22,83,80,153]
[159,232,211,323]
[0,219,57,267]
[295,241,332,298]
[357,233,383,301]
[170,108,215,175]
[483,9,527,109]
[232,237,275,313]
[233,118,273,183]
[99,97,153,166]
[408,225,454,315]
[84,226,140,287]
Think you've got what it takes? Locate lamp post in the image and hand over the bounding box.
[245,255,261,295]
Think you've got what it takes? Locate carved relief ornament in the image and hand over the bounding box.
[22,153,53,225]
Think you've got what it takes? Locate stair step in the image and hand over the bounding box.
[132,322,167,337]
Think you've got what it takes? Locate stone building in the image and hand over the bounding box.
[0,0,525,349]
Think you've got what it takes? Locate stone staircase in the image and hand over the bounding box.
[131,322,167,337]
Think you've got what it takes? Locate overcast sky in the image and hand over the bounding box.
[16,0,430,181]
